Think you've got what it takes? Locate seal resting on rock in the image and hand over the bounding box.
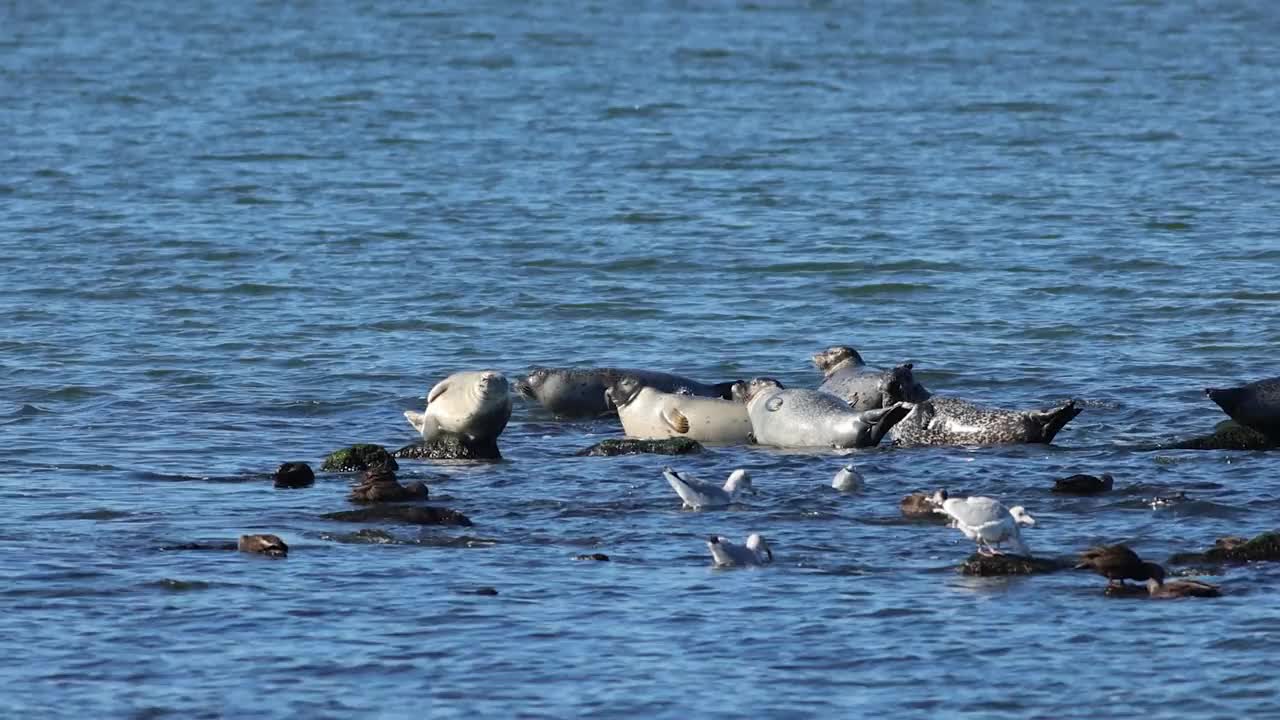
[1205,377,1280,441]
[348,464,428,503]
[607,376,752,444]
[741,378,910,449]
[404,370,512,443]
[811,345,930,411]
[514,367,738,418]
[238,534,288,557]
[889,396,1082,446]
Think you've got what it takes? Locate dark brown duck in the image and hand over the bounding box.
[1075,544,1165,587]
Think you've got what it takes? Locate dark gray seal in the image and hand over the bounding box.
[741,378,911,449]
[811,345,931,411]
[889,396,1081,446]
[1206,377,1280,440]
[514,367,738,418]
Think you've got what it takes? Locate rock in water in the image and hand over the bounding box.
[960,553,1070,576]
[321,505,473,527]
[393,434,502,461]
[575,437,704,457]
[1169,532,1280,564]
[321,444,399,472]
[1165,420,1279,451]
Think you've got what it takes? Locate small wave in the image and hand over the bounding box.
[31,508,133,521]
[953,101,1066,114]
[193,153,339,163]
[833,282,932,297]
[144,579,213,592]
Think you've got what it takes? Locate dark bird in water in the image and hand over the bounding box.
[1147,578,1221,599]
[1075,544,1165,588]
[1052,473,1114,495]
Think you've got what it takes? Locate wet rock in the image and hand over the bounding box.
[1102,583,1151,598]
[394,433,502,461]
[471,587,499,596]
[959,553,1071,576]
[321,444,399,472]
[574,553,611,561]
[1166,420,1279,451]
[324,528,399,544]
[574,437,703,457]
[238,534,289,558]
[273,462,315,488]
[1169,532,1280,565]
[1051,473,1114,495]
[157,541,238,552]
[348,464,428,503]
[900,491,948,522]
[321,505,473,527]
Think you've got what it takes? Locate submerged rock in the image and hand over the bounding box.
[157,541,238,552]
[321,505,473,527]
[394,434,501,461]
[1169,532,1280,565]
[273,462,315,488]
[348,464,428,503]
[574,553,611,562]
[238,533,289,558]
[575,437,703,457]
[1166,420,1279,451]
[321,444,400,472]
[959,553,1071,576]
[1051,473,1114,495]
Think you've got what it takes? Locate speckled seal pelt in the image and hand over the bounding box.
[889,396,1082,446]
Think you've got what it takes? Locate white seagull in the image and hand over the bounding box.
[663,467,754,509]
[931,489,1035,556]
[831,464,864,492]
[707,534,773,567]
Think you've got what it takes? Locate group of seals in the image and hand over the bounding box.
[405,344,1089,451]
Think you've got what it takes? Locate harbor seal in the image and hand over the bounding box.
[888,396,1081,447]
[812,345,931,411]
[514,367,738,418]
[404,370,512,442]
[606,376,752,444]
[740,378,911,449]
[1205,377,1280,440]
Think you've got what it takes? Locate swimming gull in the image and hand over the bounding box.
[663,467,754,509]
[831,464,864,492]
[707,533,773,567]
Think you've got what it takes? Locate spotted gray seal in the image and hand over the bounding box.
[1206,377,1280,440]
[811,345,931,411]
[514,367,738,418]
[888,396,1081,447]
[404,370,512,442]
[606,376,752,444]
[741,378,910,449]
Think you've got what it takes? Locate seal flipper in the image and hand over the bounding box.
[712,381,740,400]
[861,402,913,447]
[1027,400,1083,443]
[661,407,691,435]
[404,410,427,435]
[427,379,451,404]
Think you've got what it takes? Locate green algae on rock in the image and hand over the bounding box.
[393,434,501,461]
[321,444,400,472]
[574,437,703,457]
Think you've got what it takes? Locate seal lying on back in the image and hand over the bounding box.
[607,376,752,444]
[741,378,911,449]
[1205,377,1280,440]
[811,345,931,411]
[404,370,512,442]
[514,367,738,418]
[889,396,1081,447]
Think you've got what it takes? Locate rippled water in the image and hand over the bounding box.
[4,1,1280,717]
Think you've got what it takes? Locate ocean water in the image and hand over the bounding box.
[3,1,1280,717]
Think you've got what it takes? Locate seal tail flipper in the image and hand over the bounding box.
[862,402,913,447]
[404,410,426,435]
[1028,400,1083,443]
[712,381,740,400]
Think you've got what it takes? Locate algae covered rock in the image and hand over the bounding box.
[1169,532,1280,565]
[394,434,501,461]
[1167,420,1279,451]
[959,553,1071,576]
[321,505,473,527]
[321,444,400,472]
[575,437,703,457]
